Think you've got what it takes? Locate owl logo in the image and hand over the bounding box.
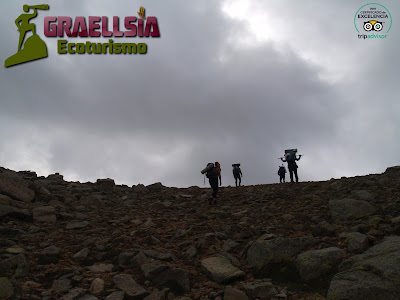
[364,20,383,31]
[138,6,146,19]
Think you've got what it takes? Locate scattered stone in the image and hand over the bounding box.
[201,256,245,284]
[339,232,369,253]
[0,277,13,299]
[312,221,336,237]
[33,206,57,223]
[118,252,134,266]
[5,245,26,254]
[105,291,125,300]
[89,278,104,295]
[77,294,99,300]
[66,221,90,230]
[112,274,148,299]
[86,264,114,273]
[281,214,295,222]
[52,278,72,294]
[59,288,87,300]
[244,281,278,299]
[224,286,248,300]
[73,247,90,263]
[0,194,11,205]
[38,246,61,264]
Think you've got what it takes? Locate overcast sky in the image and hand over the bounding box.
[1,0,399,187]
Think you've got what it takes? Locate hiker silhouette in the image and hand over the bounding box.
[5,4,49,68]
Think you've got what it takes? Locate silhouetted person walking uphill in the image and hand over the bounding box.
[201,162,221,205]
[278,164,286,183]
[281,149,302,183]
[232,164,242,186]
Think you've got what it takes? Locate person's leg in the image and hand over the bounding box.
[213,183,219,204]
[289,167,294,183]
[238,176,241,186]
[235,177,238,187]
[294,168,299,183]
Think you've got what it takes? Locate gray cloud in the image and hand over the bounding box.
[0,0,398,187]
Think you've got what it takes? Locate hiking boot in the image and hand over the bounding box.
[208,198,213,205]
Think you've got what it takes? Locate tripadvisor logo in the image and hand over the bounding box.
[354,3,392,39]
[5,4,160,68]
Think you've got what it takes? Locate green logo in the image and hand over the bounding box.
[5,4,49,68]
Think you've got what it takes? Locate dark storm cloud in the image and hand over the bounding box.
[0,0,398,187]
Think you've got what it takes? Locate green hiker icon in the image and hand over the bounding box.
[5,4,49,68]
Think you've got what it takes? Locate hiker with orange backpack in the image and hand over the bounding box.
[201,162,222,205]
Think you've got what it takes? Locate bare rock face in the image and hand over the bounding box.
[0,174,35,202]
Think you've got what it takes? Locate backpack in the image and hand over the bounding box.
[206,166,218,180]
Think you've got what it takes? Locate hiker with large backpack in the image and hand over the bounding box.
[278,164,286,183]
[281,149,302,183]
[201,162,222,205]
[232,164,243,186]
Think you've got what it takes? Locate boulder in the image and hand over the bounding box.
[246,237,316,274]
[0,205,31,221]
[295,247,346,281]
[112,274,148,299]
[339,232,369,253]
[0,174,35,202]
[327,236,400,300]
[201,256,245,284]
[96,178,115,190]
[243,281,277,299]
[146,182,165,192]
[329,199,375,221]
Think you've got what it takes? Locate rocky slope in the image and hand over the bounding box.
[0,166,399,300]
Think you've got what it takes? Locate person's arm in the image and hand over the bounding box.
[240,169,242,176]
[296,155,302,161]
[15,16,22,29]
[219,169,222,185]
[281,157,286,162]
